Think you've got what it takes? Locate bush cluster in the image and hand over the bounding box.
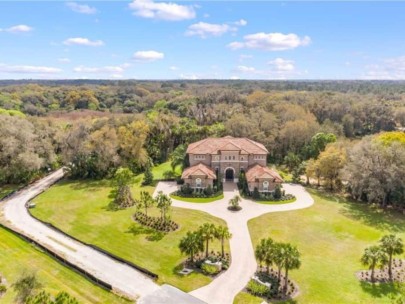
[134,211,178,232]
[201,263,220,275]
[247,279,269,297]
[175,184,222,198]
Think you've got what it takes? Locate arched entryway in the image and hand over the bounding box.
[225,167,235,181]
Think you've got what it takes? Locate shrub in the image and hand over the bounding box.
[247,279,269,297]
[274,184,282,199]
[180,183,193,195]
[204,185,213,196]
[201,263,220,275]
[142,165,154,186]
[0,284,6,294]
[253,187,260,199]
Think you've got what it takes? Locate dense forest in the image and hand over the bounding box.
[1,80,405,209]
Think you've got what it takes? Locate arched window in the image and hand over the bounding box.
[263,181,269,191]
[196,178,202,188]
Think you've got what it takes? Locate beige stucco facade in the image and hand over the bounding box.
[182,137,282,191]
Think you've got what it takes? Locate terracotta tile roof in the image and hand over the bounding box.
[245,164,283,183]
[181,163,217,179]
[187,136,268,155]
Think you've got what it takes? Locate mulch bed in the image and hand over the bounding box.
[356,259,405,283]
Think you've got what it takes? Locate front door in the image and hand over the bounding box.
[225,168,234,181]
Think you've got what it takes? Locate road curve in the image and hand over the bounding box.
[0,169,160,301]
[154,182,314,304]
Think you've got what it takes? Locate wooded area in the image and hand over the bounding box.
[1,80,405,208]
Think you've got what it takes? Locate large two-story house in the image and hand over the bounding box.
[181,136,283,193]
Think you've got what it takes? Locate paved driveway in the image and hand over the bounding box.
[0,170,161,301]
[154,182,314,304]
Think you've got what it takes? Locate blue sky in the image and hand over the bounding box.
[0,1,405,80]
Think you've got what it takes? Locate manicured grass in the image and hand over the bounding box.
[0,184,19,200]
[170,193,224,203]
[0,227,128,303]
[233,291,262,304]
[31,168,229,292]
[152,162,181,180]
[242,189,405,304]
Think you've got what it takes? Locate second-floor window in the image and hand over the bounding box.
[254,155,265,160]
[194,155,205,160]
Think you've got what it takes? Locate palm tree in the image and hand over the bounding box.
[282,244,301,295]
[228,195,242,210]
[361,245,388,283]
[255,238,274,273]
[216,225,232,258]
[272,242,285,283]
[179,231,204,263]
[199,223,217,258]
[380,234,404,281]
[170,144,187,172]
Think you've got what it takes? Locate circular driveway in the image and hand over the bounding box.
[154,182,314,304]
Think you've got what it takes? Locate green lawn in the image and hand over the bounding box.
[152,162,181,180]
[238,189,405,304]
[31,167,229,292]
[170,193,224,203]
[0,184,19,200]
[0,227,128,303]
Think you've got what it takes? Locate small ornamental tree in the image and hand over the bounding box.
[139,191,154,216]
[155,191,172,223]
[142,164,154,186]
[112,167,135,209]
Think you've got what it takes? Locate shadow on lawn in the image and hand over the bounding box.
[309,189,405,233]
[126,224,166,242]
[359,281,401,299]
[67,179,113,191]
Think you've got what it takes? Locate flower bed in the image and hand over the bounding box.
[245,269,299,301]
[133,212,179,232]
[184,251,230,277]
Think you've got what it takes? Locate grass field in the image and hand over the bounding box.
[31,164,229,292]
[237,189,405,304]
[0,227,128,303]
[170,193,224,203]
[0,184,19,200]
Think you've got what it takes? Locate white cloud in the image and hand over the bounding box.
[66,2,97,14]
[133,50,164,62]
[73,65,125,73]
[0,25,33,33]
[0,63,62,74]
[234,19,247,26]
[186,22,235,38]
[235,65,256,73]
[230,76,240,80]
[228,32,311,51]
[363,56,405,80]
[268,58,295,71]
[58,58,71,63]
[128,0,196,21]
[169,66,179,71]
[186,19,247,38]
[63,37,104,47]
